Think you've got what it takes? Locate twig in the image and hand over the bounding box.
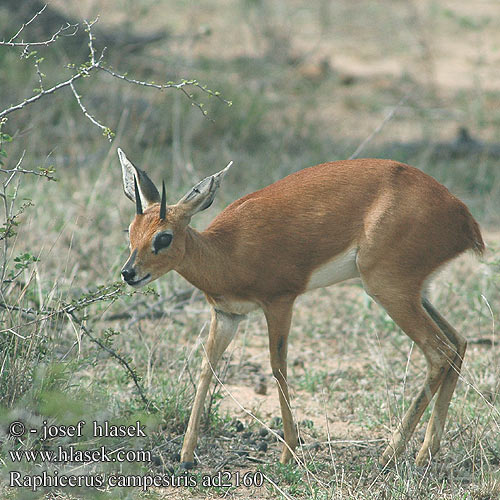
[320,438,385,446]
[1,4,78,50]
[1,280,151,408]
[98,66,231,103]
[1,280,152,409]
[70,82,113,141]
[34,59,45,92]
[0,20,105,121]
[0,149,56,182]
[2,150,26,188]
[84,19,98,65]
[349,92,412,160]
[98,66,232,119]
[68,20,113,139]
[1,18,78,49]
[0,200,34,243]
[7,4,47,43]
[0,69,92,120]
[0,283,126,331]
[1,16,228,127]
[68,311,152,408]
[0,167,56,181]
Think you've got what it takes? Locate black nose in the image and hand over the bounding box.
[121,267,136,282]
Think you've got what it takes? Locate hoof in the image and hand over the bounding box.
[179,461,195,471]
[279,447,295,464]
[415,449,432,467]
[416,440,439,466]
[379,452,396,468]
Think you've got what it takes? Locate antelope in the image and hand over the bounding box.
[117,148,484,468]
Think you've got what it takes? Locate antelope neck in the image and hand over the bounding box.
[175,226,230,296]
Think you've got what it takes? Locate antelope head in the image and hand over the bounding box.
[117,148,233,288]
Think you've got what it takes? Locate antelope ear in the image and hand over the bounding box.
[176,161,234,218]
[117,148,161,208]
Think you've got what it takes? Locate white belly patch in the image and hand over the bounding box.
[306,247,359,291]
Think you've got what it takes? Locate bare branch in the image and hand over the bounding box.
[6,4,47,44]
[68,310,152,408]
[98,66,232,119]
[3,151,27,188]
[0,167,56,181]
[63,20,115,140]
[0,70,89,120]
[0,20,105,121]
[0,279,153,407]
[0,283,126,328]
[0,150,56,182]
[0,15,229,130]
[70,82,113,141]
[1,18,78,49]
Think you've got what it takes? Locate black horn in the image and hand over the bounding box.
[159,180,167,220]
[134,176,143,215]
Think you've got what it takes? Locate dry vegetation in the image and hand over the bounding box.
[0,1,499,499]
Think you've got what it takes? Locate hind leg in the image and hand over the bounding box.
[358,267,458,465]
[415,299,467,465]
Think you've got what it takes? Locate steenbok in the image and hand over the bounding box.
[117,149,484,468]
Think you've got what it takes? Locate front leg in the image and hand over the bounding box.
[264,296,298,464]
[180,308,243,466]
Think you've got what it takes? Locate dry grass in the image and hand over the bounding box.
[0,1,499,499]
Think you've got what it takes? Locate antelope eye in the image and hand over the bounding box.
[152,232,173,254]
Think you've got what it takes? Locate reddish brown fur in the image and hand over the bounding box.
[171,160,482,301]
[122,158,484,467]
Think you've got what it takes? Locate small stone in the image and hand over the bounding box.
[259,428,269,438]
[257,441,268,452]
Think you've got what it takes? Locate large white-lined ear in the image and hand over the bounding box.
[176,161,234,217]
[117,148,161,209]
